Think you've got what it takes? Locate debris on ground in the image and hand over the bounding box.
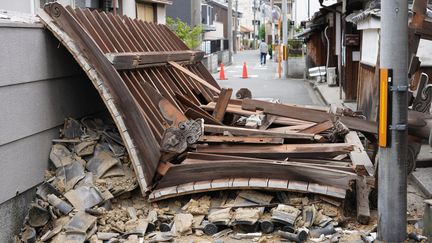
[14,116,428,242]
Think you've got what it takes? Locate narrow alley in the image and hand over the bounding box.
[214,50,320,105]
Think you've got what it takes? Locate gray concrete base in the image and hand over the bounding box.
[0,187,36,243]
[411,168,432,198]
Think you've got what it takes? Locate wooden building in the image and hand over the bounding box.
[347,1,432,120]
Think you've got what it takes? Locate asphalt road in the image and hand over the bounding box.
[213,50,319,105]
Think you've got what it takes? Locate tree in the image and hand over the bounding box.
[166,17,203,50]
[258,24,266,40]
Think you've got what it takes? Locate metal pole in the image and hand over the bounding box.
[191,0,202,49]
[308,0,310,19]
[378,0,408,242]
[282,0,288,78]
[271,0,275,61]
[253,0,257,49]
[228,0,233,64]
[234,0,238,54]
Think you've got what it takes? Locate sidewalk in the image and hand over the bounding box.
[313,82,358,111]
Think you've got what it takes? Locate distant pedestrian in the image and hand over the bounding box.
[259,39,268,65]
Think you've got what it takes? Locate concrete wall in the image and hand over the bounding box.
[156,4,166,24]
[0,1,32,13]
[288,57,306,79]
[0,23,105,242]
[202,53,218,73]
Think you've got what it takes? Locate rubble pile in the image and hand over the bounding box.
[14,116,428,242]
[15,116,142,242]
[11,116,356,243]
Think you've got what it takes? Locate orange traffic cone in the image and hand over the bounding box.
[242,62,248,79]
[219,63,227,80]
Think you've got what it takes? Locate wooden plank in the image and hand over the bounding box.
[184,153,355,172]
[204,124,315,140]
[300,120,333,134]
[195,143,354,159]
[259,115,277,130]
[344,131,375,176]
[198,135,284,144]
[356,176,371,224]
[202,103,314,126]
[175,92,223,125]
[242,98,378,134]
[213,96,243,106]
[168,61,220,94]
[212,88,233,122]
[185,108,223,125]
[268,124,316,132]
[106,50,204,69]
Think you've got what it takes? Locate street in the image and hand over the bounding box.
[214,50,320,105]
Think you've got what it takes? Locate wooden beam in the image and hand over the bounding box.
[268,124,316,133]
[356,176,371,225]
[185,108,223,125]
[242,98,378,134]
[168,61,221,94]
[106,50,205,70]
[344,131,375,176]
[212,88,233,122]
[300,120,334,134]
[175,92,223,125]
[259,115,277,130]
[204,124,315,140]
[202,103,313,126]
[184,153,355,172]
[199,135,284,144]
[195,143,354,159]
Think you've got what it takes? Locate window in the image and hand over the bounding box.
[137,2,154,22]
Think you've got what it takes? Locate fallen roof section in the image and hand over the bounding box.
[38,3,218,193]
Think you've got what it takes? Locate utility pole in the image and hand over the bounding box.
[228,0,233,64]
[377,0,408,242]
[271,0,275,57]
[282,0,288,78]
[234,0,238,54]
[253,0,257,49]
[191,0,202,47]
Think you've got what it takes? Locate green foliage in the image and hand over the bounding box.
[166,17,203,49]
[295,26,303,33]
[258,24,266,40]
[288,39,303,49]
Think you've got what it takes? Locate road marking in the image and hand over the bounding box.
[233,74,259,78]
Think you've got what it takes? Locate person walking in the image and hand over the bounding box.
[259,39,268,65]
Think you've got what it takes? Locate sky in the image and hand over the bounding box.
[294,0,338,23]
